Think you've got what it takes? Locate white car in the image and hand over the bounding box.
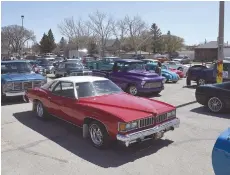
[163,61,190,77]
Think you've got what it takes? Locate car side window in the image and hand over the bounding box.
[52,82,62,95]
[61,82,75,98]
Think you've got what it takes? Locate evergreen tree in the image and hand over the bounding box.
[150,23,162,53]
[39,33,50,53]
[59,37,67,51]
[47,29,56,51]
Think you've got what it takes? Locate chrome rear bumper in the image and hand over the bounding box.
[5,91,25,97]
[116,118,180,147]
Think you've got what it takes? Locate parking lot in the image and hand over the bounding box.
[2,78,230,175]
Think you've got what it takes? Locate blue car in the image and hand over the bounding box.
[145,63,179,83]
[212,128,230,175]
[1,60,47,101]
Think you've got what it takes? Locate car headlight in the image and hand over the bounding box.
[3,82,13,91]
[118,121,138,132]
[167,110,176,118]
[141,81,146,86]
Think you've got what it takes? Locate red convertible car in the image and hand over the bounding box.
[25,76,180,149]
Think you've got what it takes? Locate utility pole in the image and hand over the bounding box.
[216,1,225,83]
[21,15,24,57]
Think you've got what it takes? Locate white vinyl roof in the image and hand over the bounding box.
[56,76,108,83]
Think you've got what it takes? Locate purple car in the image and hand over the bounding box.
[92,59,165,96]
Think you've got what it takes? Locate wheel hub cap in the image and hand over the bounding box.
[208,97,222,112]
[199,79,205,85]
[130,86,137,95]
[37,103,43,117]
[89,124,103,146]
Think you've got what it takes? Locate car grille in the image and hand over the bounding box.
[12,81,42,91]
[144,82,162,88]
[139,116,155,128]
[23,82,33,89]
[139,113,171,128]
[156,113,168,123]
[14,82,23,91]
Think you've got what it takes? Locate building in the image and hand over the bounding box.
[194,41,230,62]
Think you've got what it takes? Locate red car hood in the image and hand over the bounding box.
[79,93,175,122]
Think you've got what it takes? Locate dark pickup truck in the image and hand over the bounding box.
[186,60,230,86]
[92,59,165,96]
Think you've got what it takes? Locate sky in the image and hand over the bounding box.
[1,1,230,46]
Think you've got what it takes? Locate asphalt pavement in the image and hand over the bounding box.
[1,78,230,175]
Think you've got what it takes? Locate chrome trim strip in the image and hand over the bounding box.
[116,118,180,147]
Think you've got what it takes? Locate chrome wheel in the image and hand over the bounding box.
[36,102,44,118]
[89,124,103,146]
[208,97,223,112]
[129,86,138,96]
[198,79,205,85]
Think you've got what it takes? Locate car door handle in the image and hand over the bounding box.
[48,97,51,100]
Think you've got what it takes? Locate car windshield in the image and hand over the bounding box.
[119,62,146,71]
[65,63,83,69]
[1,62,32,74]
[76,80,122,98]
[55,57,64,61]
[37,59,53,65]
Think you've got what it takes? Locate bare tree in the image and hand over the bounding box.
[58,17,93,50]
[124,15,146,54]
[112,19,129,55]
[87,11,114,57]
[1,25,35,55]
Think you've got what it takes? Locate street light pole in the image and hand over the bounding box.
[21,15,24,57]
[216,1,225,83]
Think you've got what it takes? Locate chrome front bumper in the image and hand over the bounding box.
[5,91,25,97]
[116,118,180,147]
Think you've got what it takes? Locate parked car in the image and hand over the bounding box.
[86,57,120,70]
[186,60,230,86]
[195,82,230,113]
[131,54,145,60]
[173,55,191,64]
[153,55,169,63]
[82,56,97,65]
[163,61,190,76]
[92,59,165,96]
[1,60,46,101]
[54,61,92,78]
[143,59,184,78]
[27,60,46,76]
[37,58,55,74]
[212,128,230,175]
[145,63,179,83]
[165,66,184,78]
[25,76,180,149]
